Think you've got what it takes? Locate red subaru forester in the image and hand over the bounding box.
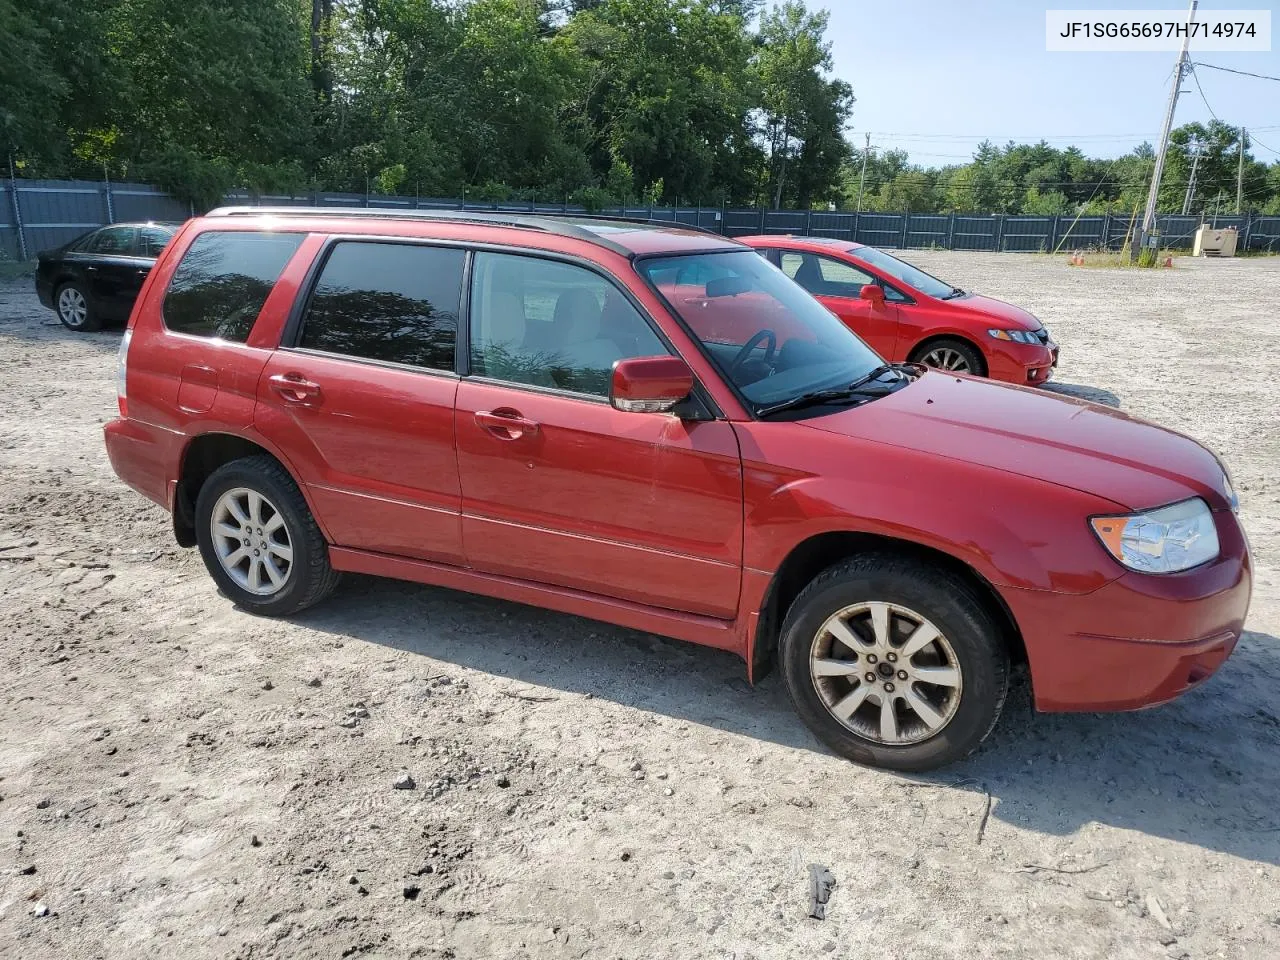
[740,235,1058,385]
[103,209,1251,771]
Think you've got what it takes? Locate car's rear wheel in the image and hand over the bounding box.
[912,338,985,376]
[779,554,1010,771]
[55,282,99,332]
[194,455,340,616]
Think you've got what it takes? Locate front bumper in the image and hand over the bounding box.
[986,340,1058,387]
[1001,513,1251,712]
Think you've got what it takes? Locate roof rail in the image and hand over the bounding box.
[531,211,726,239]
[203,206,633,256]
[204,205,731,252]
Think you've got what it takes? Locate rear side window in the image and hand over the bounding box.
[297,242,463,372]
[87,226,137,255]
[138,226,174,257]
[163,231,304,341]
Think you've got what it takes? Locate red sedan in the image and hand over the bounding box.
[740,235,1058,385]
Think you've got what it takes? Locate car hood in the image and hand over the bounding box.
[943,293,1041,331]
[803,371,1228,511]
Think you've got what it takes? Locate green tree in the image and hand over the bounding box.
[562,0,759,205]
[754,1,853,209]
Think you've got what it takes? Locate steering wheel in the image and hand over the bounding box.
[730,329,777,374]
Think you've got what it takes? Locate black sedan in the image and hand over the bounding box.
[36,223,178,331]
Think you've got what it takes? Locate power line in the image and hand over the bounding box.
[1251,132,1280,157]
[1189,64,1220,122]
[1191,61,1280,84]
[867,131,1155,142]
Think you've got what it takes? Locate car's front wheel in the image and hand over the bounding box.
[912,338,986,376]
[779,554,1010,771]
[55,282,100,332]
[194,455,340,616]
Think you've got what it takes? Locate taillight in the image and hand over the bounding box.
[116,328,132,417]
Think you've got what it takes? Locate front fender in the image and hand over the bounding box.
[740,439,1124,596]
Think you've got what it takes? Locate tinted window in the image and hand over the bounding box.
[851,246,956,298]
[87,226,137,256]
[138,226,175,257]
[299,242,463,372]
[163,231,304,341]
[780,252,874,297]
[470,252,668,397]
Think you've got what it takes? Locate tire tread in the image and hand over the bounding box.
[196,454,339,616]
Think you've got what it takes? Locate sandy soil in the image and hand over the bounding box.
[1,252,1278,960]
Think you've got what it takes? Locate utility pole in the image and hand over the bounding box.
[1137,0,1198,259]
[1182,138,1201,216]
[855,133,871,212]
[1236,126,1246,214]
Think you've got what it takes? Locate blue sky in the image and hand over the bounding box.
[822,0,1280,164]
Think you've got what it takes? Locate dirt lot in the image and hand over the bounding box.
[1,252,1278,960]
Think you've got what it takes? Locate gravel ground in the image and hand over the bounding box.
[1,252,1278,960]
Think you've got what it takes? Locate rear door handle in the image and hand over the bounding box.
[474,409,539,441]
[268,373,323,406]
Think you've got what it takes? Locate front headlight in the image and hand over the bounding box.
[987,328,1040,344]
[1089,498,1220,574]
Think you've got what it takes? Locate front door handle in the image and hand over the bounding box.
[268,373,323,406]
[474,409,539,441]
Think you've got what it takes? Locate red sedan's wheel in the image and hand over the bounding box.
[912,338,986,377]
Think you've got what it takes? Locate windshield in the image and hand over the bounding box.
[852,246,958,299]
[637,250,886,413]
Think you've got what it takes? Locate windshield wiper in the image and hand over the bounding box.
[941,286,965,299]
[756,364,903,418]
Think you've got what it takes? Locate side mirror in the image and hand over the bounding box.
[610,356,695,414]
[860,284,885,306]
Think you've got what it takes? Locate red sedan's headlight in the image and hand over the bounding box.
[987,328,1041,345]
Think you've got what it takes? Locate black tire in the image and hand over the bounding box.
[911,337,986,377]
[779,554,1009,772]
[54,281,101,332]
[194,455,340,616]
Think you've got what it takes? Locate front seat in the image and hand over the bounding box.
[793,255,824,295]
[475,292,527,378]
[552,288,623,378]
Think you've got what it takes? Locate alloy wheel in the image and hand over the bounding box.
[58,287,88,328]
[210,487,293,596]
[922,346,970,372]
[809,601,963,745]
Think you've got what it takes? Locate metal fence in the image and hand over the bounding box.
[4,177,1279,260]
[0,178,192,260]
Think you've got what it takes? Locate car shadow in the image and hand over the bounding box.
[1043,380,1122,408]
[0,282,125,353]
[295,573,1280,866]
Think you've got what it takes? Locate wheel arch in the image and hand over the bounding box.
[173,432,320,548]
[907,332,989,375]
[750,530,1024,681]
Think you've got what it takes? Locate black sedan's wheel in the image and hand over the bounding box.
[912,338,985,376]
[779,554,1010,772]
[55,282,100,332]
[194,455,340,616]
